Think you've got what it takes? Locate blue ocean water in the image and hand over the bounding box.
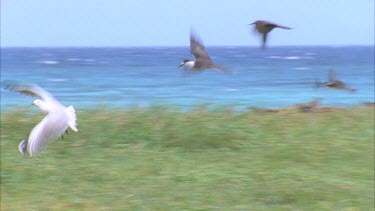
[1,46,374,111]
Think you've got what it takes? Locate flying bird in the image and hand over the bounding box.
[250,20,291,49]
[316,70,356,92]
[3,81,78,156]
[179,30,226,72]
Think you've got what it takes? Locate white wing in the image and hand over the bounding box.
[27,111,70,156]
[3,81,61,106]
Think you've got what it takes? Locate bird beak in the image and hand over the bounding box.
[249,22,255,25]
[31,102,36,105]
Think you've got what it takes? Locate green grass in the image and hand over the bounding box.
[1,106,374,210]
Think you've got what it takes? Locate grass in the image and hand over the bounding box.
[1,106,374,210]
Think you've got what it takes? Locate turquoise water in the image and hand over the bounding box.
[1,46,374,111]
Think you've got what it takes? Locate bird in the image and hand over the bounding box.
[250,20,291,49]
[316,70,356,92]
[296,98,322,112]
[179,30,226,72]
[3,81,78,156]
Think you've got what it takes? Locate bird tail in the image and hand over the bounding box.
[213,65,228,72]
[66,106,78,132]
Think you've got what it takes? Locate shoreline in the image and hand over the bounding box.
[1,101,374,114]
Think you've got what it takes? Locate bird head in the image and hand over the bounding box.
[32,99,49,112]
[179,59,190,68]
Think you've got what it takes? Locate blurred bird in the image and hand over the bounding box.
[316,70,356,92]
[3,81,78,156]
[296,98,322,112]
[250,20,291,49]
[179,30,226,72]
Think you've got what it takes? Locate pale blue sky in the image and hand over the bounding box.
[1,0,374,47]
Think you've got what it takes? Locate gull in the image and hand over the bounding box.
[316,70,356,92]
[3,81,78,156]
[179,30,225,72]
[250,20,291,49]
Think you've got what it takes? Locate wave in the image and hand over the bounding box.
[283,56,300,60]
[292,67,311,70]
[48,78,67,82]
[225,88,240,92]
[267,56,281,59]
[37,60,59,64]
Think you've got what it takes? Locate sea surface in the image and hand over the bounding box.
[1,46,374,111]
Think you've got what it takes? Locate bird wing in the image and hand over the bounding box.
[328,70,337,82]
[190,32,211,61]
[3,81,61,106]
[193,58,214,70]
[276,25,292,30]
[27,112,69,156]
[263,21,291,30]
[262,33,267,49]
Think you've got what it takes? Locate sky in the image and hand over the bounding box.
[1,0,374,47]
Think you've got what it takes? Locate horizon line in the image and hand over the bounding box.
[1,44,374,48]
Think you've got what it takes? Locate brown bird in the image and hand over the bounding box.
[179,30,226,72]
[316,70,356,92]
[250,20,291,49]
[325,70,356,92]
[296,98,322,112]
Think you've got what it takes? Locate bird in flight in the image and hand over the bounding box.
[250,20,291,49]
[3,81,78,156]
[179,30,226,72]
[316,70,356,92]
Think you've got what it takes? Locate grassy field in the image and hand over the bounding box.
[1,106,374,210]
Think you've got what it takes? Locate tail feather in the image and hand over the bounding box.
[66,106,78,132]
[213,64,228,72]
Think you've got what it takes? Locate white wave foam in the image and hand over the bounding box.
[67,58,81,61]
[48,78,67,82]
[85,59,96,62]
[38,60,59,64]
[293,67,310,70]
[267,56,281,59]
[284,56,300,60]
[225,88,239,92]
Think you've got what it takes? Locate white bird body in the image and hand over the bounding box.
[179,60,195,69]
[3,81,78,156]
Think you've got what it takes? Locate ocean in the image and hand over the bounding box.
[1,46,374,111]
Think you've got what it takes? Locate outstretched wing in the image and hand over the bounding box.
[27,112,69,156]
[328,70,338,82]
[2,81,60,105]
[264,21,292,30]
[262,33,267,49]
[190,31,211,61]
[273,24,291,30]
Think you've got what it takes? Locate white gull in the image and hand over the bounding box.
[3,81,78,156]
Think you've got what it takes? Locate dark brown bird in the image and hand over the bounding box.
[324,70,356,92]
[250,20,291,49]
[179,30,225,72]
[296,98,322,112]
